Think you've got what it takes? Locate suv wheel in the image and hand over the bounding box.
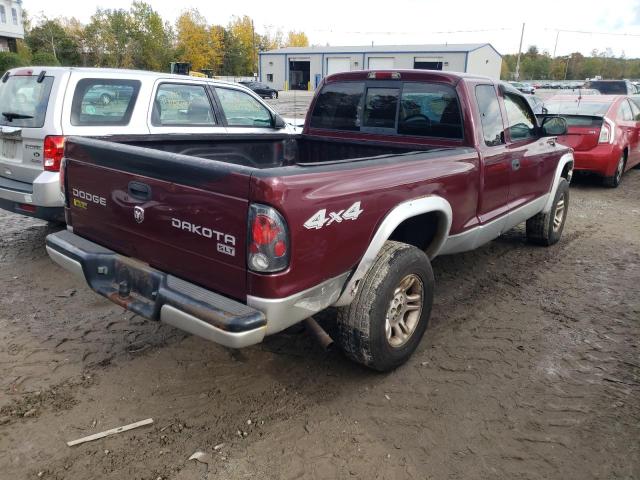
[336,241,434,372]
[526,178,569,246]
[603,153,626,187]
[271,91,278,99]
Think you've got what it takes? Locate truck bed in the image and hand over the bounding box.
[97,133,450,169]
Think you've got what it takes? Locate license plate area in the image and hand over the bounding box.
[1,138,19,159]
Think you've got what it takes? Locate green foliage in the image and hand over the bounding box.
[0,52,27,75]
[501,44,640,81]
[32,51,60,66]
[26,18,80,66]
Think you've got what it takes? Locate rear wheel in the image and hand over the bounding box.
[100,93,112,105]
[526,178,569,246]
[271,91,278,99]
[336,241,434,372]
[603,153,626,188]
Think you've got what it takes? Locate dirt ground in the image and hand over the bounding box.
[1,169,639,480]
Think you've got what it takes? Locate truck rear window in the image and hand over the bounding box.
[584,81,626,95]
[0,75,54,128]
[310,81,463,139]
[71,79,141,126]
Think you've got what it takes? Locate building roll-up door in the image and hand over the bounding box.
[368,57,395,70]
[326,57,351,75]
[414,57,443,70]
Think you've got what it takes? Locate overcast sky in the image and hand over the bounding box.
[23,0,640,57]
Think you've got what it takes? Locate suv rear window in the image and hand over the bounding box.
[310,80,463,139]
[0,74,54,128]
[71,78,141,126]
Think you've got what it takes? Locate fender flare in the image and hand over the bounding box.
[543,151,574,213]
[334,195,452,307]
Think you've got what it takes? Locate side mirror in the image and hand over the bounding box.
[272,114,286,129]
[541,116,567,136]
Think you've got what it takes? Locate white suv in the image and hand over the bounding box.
[0,67,295,222]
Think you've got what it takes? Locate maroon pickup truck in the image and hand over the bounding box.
[46,71,574,371]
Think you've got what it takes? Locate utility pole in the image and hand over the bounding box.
[251,19,257,79]
[552,30,559,58]
[514,23,525,81]
[564,54,572,80]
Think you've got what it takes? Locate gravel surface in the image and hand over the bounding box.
[0,169,638,479]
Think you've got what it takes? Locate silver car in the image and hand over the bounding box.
[0,67,296,222]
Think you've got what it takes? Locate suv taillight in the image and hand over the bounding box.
[248,204,289,273]
[43,135,65,172]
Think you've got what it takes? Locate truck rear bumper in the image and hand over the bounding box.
[45,230,267,348]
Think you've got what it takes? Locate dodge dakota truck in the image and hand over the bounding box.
[46,71,574,371]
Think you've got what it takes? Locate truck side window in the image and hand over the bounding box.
[152,83,215,126]
[215,88,272,127]
[503,93,537,141]
[398,82,463,139]
[475,85,504,146]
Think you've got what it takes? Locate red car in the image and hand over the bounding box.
[545,95,640,187]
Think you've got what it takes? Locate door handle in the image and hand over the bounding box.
[511,158,521,171]
[128,181,152,201]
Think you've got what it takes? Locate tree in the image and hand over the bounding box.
[129,2,174,71]
[286,31,309,47]
[84,8,135,68]
[175,9,223,73]
[32,51,60,66]
[0,52,26,75]
[26,18,81,65]
[227,15,256,74]
[260,27,283,51]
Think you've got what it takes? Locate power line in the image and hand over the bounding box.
[545,28,640,38]
[301,27,515,36]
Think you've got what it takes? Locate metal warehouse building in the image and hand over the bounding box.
[259,43,502,91]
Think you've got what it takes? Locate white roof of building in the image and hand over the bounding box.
[261,43,501,56]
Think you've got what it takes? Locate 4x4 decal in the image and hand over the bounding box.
[303,202,364,230]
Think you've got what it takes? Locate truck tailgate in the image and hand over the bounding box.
[64,137,252,300]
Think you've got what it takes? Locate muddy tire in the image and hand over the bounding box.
[336,241,434,372]
[526,178,569,246]
[603,152,626,188]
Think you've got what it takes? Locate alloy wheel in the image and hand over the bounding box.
[385,274,423,348]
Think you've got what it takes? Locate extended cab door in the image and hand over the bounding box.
[501,90,558,210]
[147,80,227,134]
[473,84,511,225]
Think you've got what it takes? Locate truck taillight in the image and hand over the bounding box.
[248,204,289,273]
[598,119,614,144]
[43,135,65,172]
